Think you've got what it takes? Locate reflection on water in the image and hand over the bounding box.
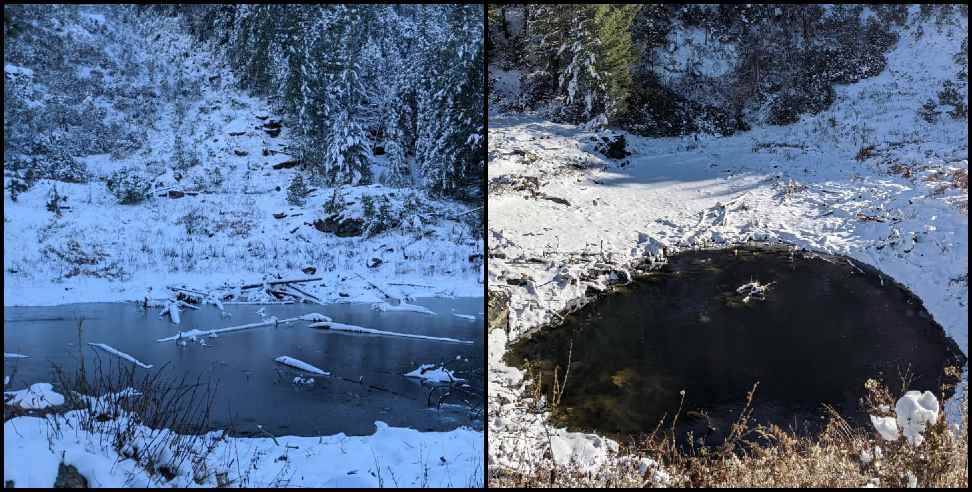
[508,247,965,446]
[4,298,484,436]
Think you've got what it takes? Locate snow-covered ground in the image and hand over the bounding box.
[4,385,482,488]
[487,14,968,474]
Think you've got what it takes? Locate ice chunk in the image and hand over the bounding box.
[4,353,30,359]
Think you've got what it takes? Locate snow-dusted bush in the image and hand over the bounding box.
[176,207,210,236]
[106,167,152,204]
[919,98,941,123]
[22,148,90,184]
[360,194,399,237]
[287,174,308,206]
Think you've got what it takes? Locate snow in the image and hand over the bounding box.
[404,364,465,384]
[372,301,437,315]
[4,407,483,488]
[308,321,474,345]
[870,415,900,441]
[4,383,65,409]
[4,63,34,77]
[274,356,330,376]
[488,12,967,477]
[297,312,332,322]
[868,381,945,447]
[87,343,153,369]
[895,390,940,446]
[161,300,181,324]
[452,313,477,321]
[4,353,30,359]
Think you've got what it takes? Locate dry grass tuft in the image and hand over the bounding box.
[490,369,968,488]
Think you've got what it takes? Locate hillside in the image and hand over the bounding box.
[3,5,485,306]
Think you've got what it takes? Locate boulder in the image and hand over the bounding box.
[233,149,248,157]
[302,266,317,275]
[313,216,364,237]
[367,257,383,268]
[167,190,185,199]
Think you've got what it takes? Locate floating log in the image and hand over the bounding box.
[157,316,305,342]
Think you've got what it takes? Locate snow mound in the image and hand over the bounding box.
[4,383,65,409]
[371,301,436,315]
[895,391,939,446]
[404,364,464,384]
[298,312,333,322]
[870,390,940,445]
[870,415,899,441]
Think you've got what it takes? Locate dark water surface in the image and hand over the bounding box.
[4,298,484,436]
[508,247,965,446]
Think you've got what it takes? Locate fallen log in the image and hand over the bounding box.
[353,272,397,301]
[157,316,304,342]
[285,284,322,302]
[239,277,322,290]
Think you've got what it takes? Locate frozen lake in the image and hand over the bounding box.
[4,298,484,437]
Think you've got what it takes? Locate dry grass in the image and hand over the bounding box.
[490,369,968,488]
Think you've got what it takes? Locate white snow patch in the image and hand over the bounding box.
[4,383,65,409]
[274,356,330,376]
[371,301,437,315]
[404,364,465,384]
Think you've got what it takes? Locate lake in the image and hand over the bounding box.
[507,247,965,446]
[4,297,484,437]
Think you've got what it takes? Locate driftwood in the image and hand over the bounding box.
[284,284,322,302]
[239,277,322,290]
[353,272,397,301]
